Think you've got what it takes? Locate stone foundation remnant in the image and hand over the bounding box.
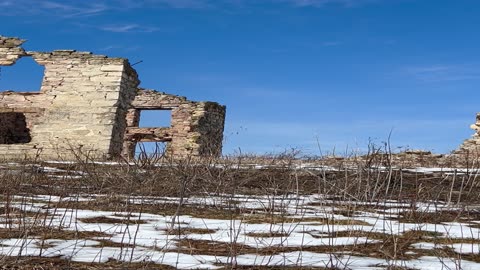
[0,36,226,160]
[456,113,480,155]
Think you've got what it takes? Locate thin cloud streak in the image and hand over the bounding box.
[99,24,160,33]
[0,0,108,17]
[321,41,343,46]
[274,0,380,8]
[98,45,141,52]
[40,1,108,17]
[0,0,209,16]
[0,0,388,18]
[405,64,480,82]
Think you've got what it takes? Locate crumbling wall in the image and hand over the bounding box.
[28,51,139,159]
[456,113,480,155]
[0,35,225,161]
[0,36,25,65]
[192,102,226,156]
[0,37,140,160]
[123,89,226,158]
[109,64,140,157]
[0,92,47,129]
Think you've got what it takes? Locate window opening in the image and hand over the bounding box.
[138,109,172,128]
[0,112,31,144]
[0,56,45,92]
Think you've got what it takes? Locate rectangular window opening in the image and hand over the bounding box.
[139,109,172,128]
[0,112,31,144]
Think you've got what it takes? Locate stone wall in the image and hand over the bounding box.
[123,89,226,158]
[191,102,226,157]
[0,35,225,161]
[456,113,480,155]
[0,36,26,65]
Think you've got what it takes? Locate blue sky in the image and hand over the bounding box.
[1,0,479,155]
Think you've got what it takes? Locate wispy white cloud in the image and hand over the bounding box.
[147,0,211,9]
[41,1,107,17]
[0,0,211,16]
[73,21,164,34]
[0,0,389,18]
[0,0,108,17]
[99,45,141,51]
[405,64,480,82]
[321,41,343,46]
[274,0,379,8]
[99,24,160,33]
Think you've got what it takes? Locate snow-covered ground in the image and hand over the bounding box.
[1,162,480,269]
[0,192,479,269]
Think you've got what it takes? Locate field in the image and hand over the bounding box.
[1,150,480,269]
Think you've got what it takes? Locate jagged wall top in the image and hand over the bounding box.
[456,113,480,155]
[0,36,26,65]
[0,35,131,67]
[0,36,26,48]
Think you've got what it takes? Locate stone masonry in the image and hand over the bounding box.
[0,36,226,160]
[456,113,480,155]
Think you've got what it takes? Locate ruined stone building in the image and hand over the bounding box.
[0,36,226,160]
[456,113,480,155]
